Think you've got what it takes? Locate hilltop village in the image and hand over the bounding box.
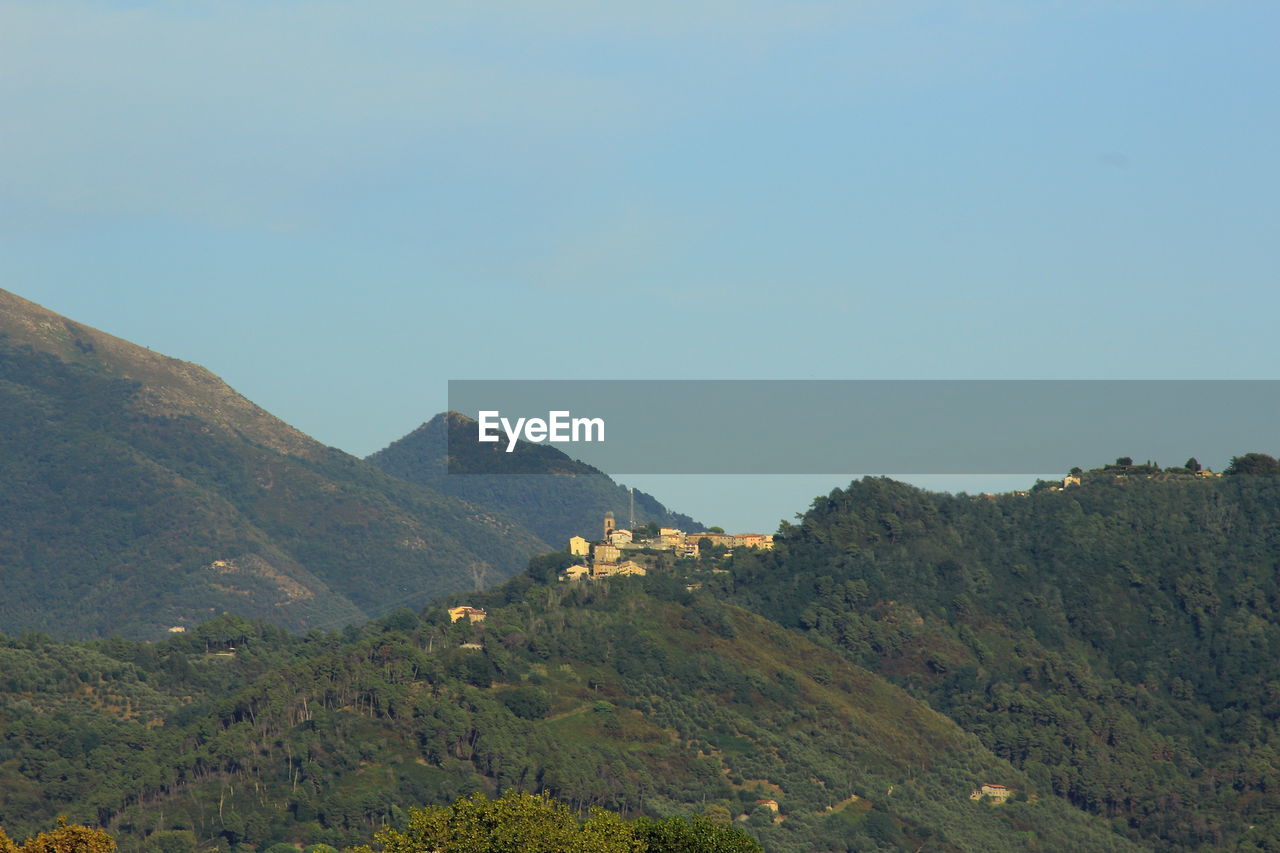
[444,514,774,632]
[560,512,773,581]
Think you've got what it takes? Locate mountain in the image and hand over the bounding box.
[368,411,702,547]
[0,580,1138,853]
[0,289,549,639]
[723,469,1280,851]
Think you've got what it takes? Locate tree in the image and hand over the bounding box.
[632,522,660,540]
[499,686,551,720]
[1185,457,1202,472]
[145,832,195,853]
[1,819,115,853]
[383,608,420,632]
[702,805,732,827]
[1226,453,1280,476]
[357,790,641,853]
[633,815,762,852]
[354,791,762,853]
[862,809,901,845]
[1115,457,1134,468]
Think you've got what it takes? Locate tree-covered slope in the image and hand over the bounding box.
[367,412,701,547]
[723,471,1280,851]
[0,580,1137,853]
[0,291,549,639]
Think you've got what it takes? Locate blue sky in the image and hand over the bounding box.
[3,1,1278,530]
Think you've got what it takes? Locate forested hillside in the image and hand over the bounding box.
[0,290,548,639]
[0,576,1136,853]
[723,467,1280,851]
[368,411,701,547]
[9,283,1278,850]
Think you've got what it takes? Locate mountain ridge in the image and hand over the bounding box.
[0,290,551,638]
[368,411,702,547]
[0,289,317,457]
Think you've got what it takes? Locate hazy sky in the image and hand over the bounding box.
[3,1,1277,530]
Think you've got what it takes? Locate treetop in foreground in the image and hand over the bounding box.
[0,819,115,853]
[355,790,761,853]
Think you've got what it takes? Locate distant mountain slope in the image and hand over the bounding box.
[0,586,1140,853]
[0,290,549,639]
[368,411,702,547]
[0,289,316,456]
[725,472,1280,851]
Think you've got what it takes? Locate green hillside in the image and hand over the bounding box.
[7,285,1274,851]
[367,411,702,548]
[0,579,1138,853]
[723,468,1280,851]
[0,290,548,639]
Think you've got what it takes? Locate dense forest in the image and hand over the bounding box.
[10,462,1280,849]
[0,570,1134,852]
[9,289,1280,851]
[721,464,1280,851]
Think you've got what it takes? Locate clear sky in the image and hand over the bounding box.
[3,2,1277,531]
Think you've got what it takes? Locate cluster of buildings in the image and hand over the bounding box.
[559,513,773,582]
